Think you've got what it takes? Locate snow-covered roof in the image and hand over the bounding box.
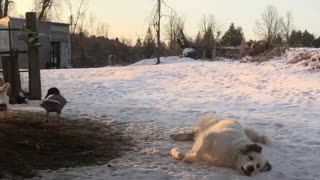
[0,16,70,27]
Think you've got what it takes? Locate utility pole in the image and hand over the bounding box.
[155,0,161,64]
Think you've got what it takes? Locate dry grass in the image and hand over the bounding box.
[0,110,133,179]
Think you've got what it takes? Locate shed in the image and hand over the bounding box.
[0,16,71,69]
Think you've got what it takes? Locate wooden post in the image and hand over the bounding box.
[26,12,41,100]
[10,51,22,104]
[2,52,21,104]
[1,56,10,82]
[1,51,22,104]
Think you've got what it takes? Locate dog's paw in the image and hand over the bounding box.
[171,148,184,160]
[260,135,271,145]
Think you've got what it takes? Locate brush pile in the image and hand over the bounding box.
[287,49,320,71]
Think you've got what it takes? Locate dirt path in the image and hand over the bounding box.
[0,111,133,179]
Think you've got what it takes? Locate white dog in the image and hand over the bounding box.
[170,116,272,176]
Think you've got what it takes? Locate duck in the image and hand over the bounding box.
[0,82,10,120]
[40,87,67,122]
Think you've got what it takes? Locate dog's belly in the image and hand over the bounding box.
[204,130,242,152]
[198,133,236,166]
[198,123,248,164]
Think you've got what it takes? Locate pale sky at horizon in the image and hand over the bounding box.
[13,0,320,43]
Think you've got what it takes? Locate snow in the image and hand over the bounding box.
[11,50,320,180]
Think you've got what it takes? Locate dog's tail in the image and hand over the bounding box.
[171,148,185,160]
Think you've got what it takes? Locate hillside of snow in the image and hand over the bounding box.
[12,48,320,180]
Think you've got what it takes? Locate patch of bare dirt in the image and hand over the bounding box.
[0,110,133,179]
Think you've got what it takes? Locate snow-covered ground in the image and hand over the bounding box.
[12,51,320,180]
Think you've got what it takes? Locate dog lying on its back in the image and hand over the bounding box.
[170,116,272,176]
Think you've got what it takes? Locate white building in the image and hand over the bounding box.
[0,17,71,69]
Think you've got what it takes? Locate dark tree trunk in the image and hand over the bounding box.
[3,0,10,17]
[0,0,3,18]
[37,0,51,20]
[0,0,13,18]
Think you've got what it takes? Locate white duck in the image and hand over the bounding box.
[0,82,11,119]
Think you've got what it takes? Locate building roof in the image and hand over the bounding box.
[0,16,70,27]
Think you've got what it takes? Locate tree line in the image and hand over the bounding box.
[1,1,320,67]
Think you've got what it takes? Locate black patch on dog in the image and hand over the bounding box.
[240,144,262,155]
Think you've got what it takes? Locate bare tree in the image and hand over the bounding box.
[120,37,132,46]
[37,0,51,20]
[0,0,14,18]
[199,14,217,36]
[33,0,60,21]
[165,13,184,54]
[197,14,219,59]
[77,14,89,60]
[281,11,294,44]
[0,0,3,17]
[95,22,109,38]
[65,0,89,35]
[149,0,175,64]
[88,13,96,36]
[255,5,282,49]
[64,0,90,64]
[166,13,177,46]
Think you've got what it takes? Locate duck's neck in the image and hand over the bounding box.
[0,83,10,94]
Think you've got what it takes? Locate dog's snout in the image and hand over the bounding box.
[241,165,255,176]
[247,165,255,174]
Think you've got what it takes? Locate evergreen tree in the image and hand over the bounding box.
[202,27,215,59]
[178,28,191,48]
[135,37,143,48]
[289,30,315,47]
[302,30,315,47]
[143,27,156,58]
[203,27,215,43]
[314,37,320,48]
[133,37,143,59]
[221,23,244,46]
[273,34,284,45]
[289,30,303,47]
[195,31,202,45]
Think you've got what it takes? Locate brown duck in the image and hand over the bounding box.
[41,87,67,122]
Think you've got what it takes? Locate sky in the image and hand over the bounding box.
[13,0,320,42]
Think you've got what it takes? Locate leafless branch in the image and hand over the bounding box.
[281,11,294,43]
[254,5,282,48]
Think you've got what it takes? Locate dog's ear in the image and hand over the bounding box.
[240,144,262,154]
